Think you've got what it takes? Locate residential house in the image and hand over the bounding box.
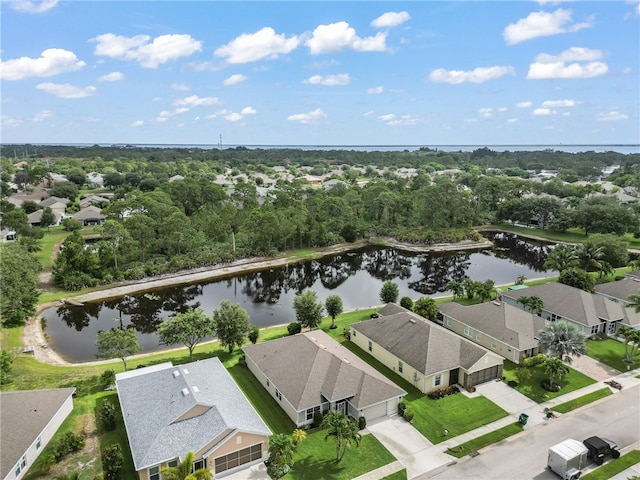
[502,282,640,337]
[27,209,61,227]
[350,304,504,393]
[595,277,640,308]
[116,357,271,479]
[73,206,105,226]
[39,196,70,218]
[86,172,104,188]
[1,229,17,242]
[1,388,75,480]
[243,330,406,427]
[79,194,110,209]
[5,192,49,209]
[168,175,184,182]
[439,301,546,364]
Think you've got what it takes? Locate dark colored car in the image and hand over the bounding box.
[582,436,620,465]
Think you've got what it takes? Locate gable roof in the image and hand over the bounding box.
[73,206,105,220]
[351,306,497,375]
[40,196,71,207]
[439,301,546,350]
[242,330,406,411]
[595,277,640,304]
[1,388,75,479]
[503,282,626,326]
[116,357,271,471]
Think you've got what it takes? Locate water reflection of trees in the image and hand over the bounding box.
[58,302,101,331]
[489,232,553,272]
[361,248,413,281]
[409,253,472,294]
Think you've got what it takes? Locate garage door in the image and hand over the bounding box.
[468,365,500,386]
[365,402,389,421]
[214,443,263,474]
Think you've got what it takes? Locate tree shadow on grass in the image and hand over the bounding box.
[289,455,346,480]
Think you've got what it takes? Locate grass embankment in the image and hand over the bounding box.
[581,450,640,480]
[551,388,613,414]
[502,360,596,403]
[587,338,639,372]
[445,423,524,458]
[381,470,408,480]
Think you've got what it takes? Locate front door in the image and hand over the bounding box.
[608,321,618,335]
[336,401,346,415]
[449,368,459,386]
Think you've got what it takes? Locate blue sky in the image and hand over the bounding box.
[1,0,639,146]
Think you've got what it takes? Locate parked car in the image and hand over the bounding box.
[582,436,620,466]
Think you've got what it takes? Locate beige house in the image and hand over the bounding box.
[439,301,546,364]
[243,330,406,427]
[350,304,504,393]
[595,277,640,307]
[116,358,271,479]
[1,388,75,480]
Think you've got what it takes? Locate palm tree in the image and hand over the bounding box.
[575,241,605,272]
[161,451,212,480]
[517,295,544,315]
[617,325,640,365]
[268,433,296,470]
[321,410,362,463]
[543,244,578,272]
[538,321,587,364]
[628,290,640,313]
[291,428,307,446]
[476,279,496,302]
[445,280,464,300]
[462,277,477,300]
[515,274,527,285]
[543,357,570,388]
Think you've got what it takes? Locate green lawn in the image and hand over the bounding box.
[502,360,597,403]
[581,450,640,480]
[381,470,408,480]
[551,388,613,414]
[289,429,396,480]
[587,338,639,372]
[445,423,524,458]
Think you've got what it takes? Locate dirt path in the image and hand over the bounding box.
[23,238,493,367]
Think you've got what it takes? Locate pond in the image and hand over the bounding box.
[42,232,556,362]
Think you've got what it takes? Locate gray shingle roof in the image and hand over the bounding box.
[242,331,406,411]
[595,277,640,304]
[1,388,75,479]
[439,301,546,350]
[116,357,271,471]
[351,307,495,375]
[73,206,105,220]
[503,282,626,326]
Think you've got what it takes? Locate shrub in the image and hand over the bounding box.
[541,378,561,392]
[427,386,459,400]
[522,353,547,368]
[97,400,117,431]
[400,297,414,311]
[358,416,367,430]
[287,322,302,335]
[100,369,116,388]
[237,355,247,367]
[515,366,532,384]
[248,325,260,344]
[312,410,324,428]
[403,409,414,423]
[51,431,86,461]
[507,380,518,388]
[397,400,407,416]
[101,444,123,480]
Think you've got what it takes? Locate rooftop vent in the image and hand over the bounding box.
[318,343,326,349]
[173,370,180,378]
[343,358,350,364]
[192,386,200,393]
[409,319,416,324]
[492,300,501,306]
[181,388,190,396]
[183,368,190,374]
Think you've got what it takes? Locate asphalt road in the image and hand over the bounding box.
[421,385,640,480]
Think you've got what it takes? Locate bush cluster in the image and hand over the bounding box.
[397,400,407,416]
[358,416,367,430]
[97,401,117,431]
[101,444,124,480]
[541,377,562,392]
[427,386,459,400]
[403,408,415,422]
[287,322,302,335]
[51,431,86,462]
[522,353,547,368]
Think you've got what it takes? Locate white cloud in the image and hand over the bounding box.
[428,65,515,84]
[92,33,202,68]
[478,108,494,118]
[241,106,256,115]
[541,99,577,107]
[363,110,375,116]
[225,112,243,122]
[304,74,351,86]
[36,83,96,98]
[9,0,58,14]
[528,47,608,79]
[596,111,628,121]
[305,21,387,54]
[173,95,219,107]
[503,8,593,45]
[131,120,144,127]
[223,74,248,86]
[214,27,300,64]
[1,115,23,127]
[385,114,422,126]
[536,46,604,63]
[287,108,327,124]
[171,83,191,91]
[367,86,384,94]
[507,118,519,123]
[516,101,533,108]
[0,48,85,81]
[533,108,555,115]
[98,71,124,82]
[32,110,53,122]
[378,114,396,122]
[371,11,411,28]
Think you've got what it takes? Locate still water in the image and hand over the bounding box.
[42,233,555,362]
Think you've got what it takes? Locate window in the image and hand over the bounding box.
[446,318,451,327]
[550,313,562,322]
[214,444,262,473]
[306,406,320,421]
[266,379,269,387]
[591,325,600,335]
[398,361,403,373]
[168,460,178,468]
[463,326,471,337]
[368,341,372,352]
[193,458,207,471]
[36,436,42,450]
[275,389,282,401]
[435,373,442,386]
[352,330,356,337]
[476,332,482,341]
[15,456,27,476]
[149,466,160,480]
[491,339,497,350]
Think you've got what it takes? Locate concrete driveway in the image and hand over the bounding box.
[473,379,547,427]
